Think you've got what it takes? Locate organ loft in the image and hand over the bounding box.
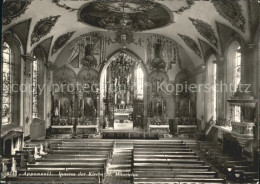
[1,0,259,183]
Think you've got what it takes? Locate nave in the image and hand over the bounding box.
[1,138,258,184]
[1,0,260,183]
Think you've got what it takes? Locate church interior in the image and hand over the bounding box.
[1,0,260,183]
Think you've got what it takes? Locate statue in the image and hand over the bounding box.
[34,146,41,159]
[39,144,47,156]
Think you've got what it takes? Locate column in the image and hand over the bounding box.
[45,62,57,129]
[21,55,36,137]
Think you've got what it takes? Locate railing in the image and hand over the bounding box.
[204,116,216,135]
[215,119,231,128]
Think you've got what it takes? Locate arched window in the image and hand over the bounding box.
[32,56,39,118]
[206,54,217,121]
[136,65,144,100]
[226,41,241,123]
[2,42,14,125]
[233,46,241,122]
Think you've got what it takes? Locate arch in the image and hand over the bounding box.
[33,45,47,63]
[99,49,148,125]
[204,48,219,64]
[99,48,148,77]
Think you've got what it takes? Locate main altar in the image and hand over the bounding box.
[114,105,133,130]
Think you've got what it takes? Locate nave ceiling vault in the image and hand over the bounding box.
[2,0,259,70]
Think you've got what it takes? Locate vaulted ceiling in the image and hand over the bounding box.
[2,0,259,69]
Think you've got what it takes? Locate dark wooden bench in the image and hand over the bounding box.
[134,155,200,160]
[134,165,211,171]
[134,171,218,178]
[134,159,204,165]
[133,177,225,183]
[6,176,100,184]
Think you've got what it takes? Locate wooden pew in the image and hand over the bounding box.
[134,171,218,178]
[134,177,225,183]
[6,176,101,184]
[134,151,196,155]
[134,164,211,171]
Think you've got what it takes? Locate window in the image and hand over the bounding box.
[212,63,217,120]
[32,56,39,118]
[233,47,241,122]
[2,42,14,125]
[206,54,217,121]
[136,65,144,100]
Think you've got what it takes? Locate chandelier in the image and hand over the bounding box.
[111,52,136,78]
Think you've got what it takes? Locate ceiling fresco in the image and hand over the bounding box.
[78,1,172,31]
[3,0,32,25]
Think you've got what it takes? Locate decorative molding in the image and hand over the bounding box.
[178,34,201,58]
[31,15,61,46]
[51,31,75,55]
[21,54,36,62]
[189,17,218,48]
[213,57,224,65]
[231,122,255,147]
[173,0,195,14]
[212,0,245,32]
[53,0,79,12]
[3,0,31,25]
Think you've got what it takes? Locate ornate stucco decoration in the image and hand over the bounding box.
[173,0,194,14]
[178,34,201,58]
[231,122,255,147]
[53,0,79,12]
[31,15,61,46]
[189,17,218,48]
[3,0,31,25]
[212,0,245,32]
[51,31,75,55]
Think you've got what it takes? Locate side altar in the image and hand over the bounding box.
[51,67,100,134]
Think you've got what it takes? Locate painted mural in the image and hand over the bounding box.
[67,33,105,69]
[78,1,172,31]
